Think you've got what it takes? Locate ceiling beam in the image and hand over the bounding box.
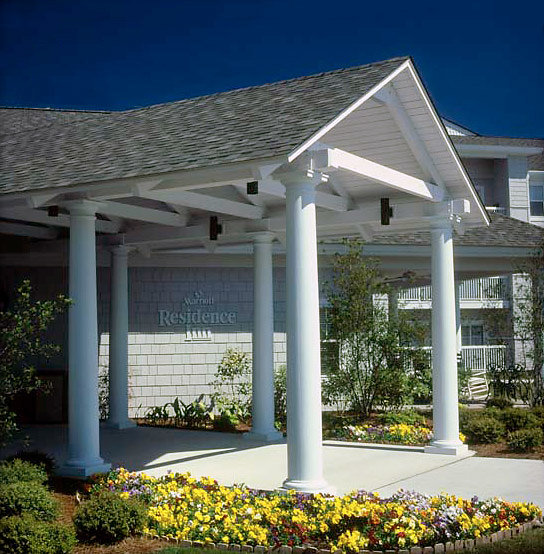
[138,189,264,219]
[96,201,187,227]
[258,180,348,212]
[311,148,445,202]
[374,85,446,189]
[0,207,120,233]
[0,221,58,239]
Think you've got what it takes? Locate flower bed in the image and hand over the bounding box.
[90,468,541,552]
[335,423,466,446]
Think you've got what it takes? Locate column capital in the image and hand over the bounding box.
[251,231,275,244]
[64,199,101,217]
[277,168,327,188]
[429,216,454,232]
[110,244,133,257]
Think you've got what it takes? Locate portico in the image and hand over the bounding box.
[1,57,496,491]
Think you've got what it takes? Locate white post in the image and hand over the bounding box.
[107,245,136,430]
[425,220,468,455]
[282,175,333,493]
[245,233,282,442]
[455,281,462,353]
[388,290,399,321]
[59,201,111,477]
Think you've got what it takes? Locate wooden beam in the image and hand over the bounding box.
[0,221,58,239]
[0,207,120,233]
[374,85,446,188]
[312,148,445,202]
[138,189,264,219]
[96,201,187,227]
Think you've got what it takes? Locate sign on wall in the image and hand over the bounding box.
[158,291,237,341]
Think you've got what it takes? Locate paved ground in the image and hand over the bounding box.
[2,425,543,506]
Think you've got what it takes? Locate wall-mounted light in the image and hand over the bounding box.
[247,181,259,195]
[209,216,223,241]
[47,205,59,217]
[380,198,393,225]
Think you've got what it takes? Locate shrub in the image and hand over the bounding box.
[486,396,514,410]
[464,415,505,444]
[212,411,238,432]
[73,490,147,544]
[0,481,59,520]
[377,410,427,426]
[496,408,539,432]
[4,450,56,476]
[0,514,76,554]
[0,458,48,485]
[274,365,287,425]
[507,428,543,452]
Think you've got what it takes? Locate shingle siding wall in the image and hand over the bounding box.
[507,156,530,222]
[96,266,288,418]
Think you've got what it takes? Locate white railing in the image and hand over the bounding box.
[399,276,507,302]
[460,345,506,371]
[415,344,506,372]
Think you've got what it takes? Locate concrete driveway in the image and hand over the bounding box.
[2,425,543,506]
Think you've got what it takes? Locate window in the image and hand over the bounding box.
[320,307,339,374]
[530,184,544,216]
[462,323,484,346]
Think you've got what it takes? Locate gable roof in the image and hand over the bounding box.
[371,212,544,248]
[0,107,111,134]
[0,57,408,196]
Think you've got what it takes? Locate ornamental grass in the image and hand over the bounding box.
[89,468,541,552]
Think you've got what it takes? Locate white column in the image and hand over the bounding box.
[425,220,468,455]
[455,281,462,353]
[245,233,282,442]
[281,176,333,493]
[59,201,111,477]
[107,245,136,430]
[388,290,399,321]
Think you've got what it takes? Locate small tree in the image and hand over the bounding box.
[212,347,252,421]
[0,280,71,445]
[322,240,429,417]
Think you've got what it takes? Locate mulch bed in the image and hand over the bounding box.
[470,442,544,460]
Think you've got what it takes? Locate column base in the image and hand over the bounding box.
[424,442,470,456]
[58,458,111,478]
[105,419,137,430]
[243,429,284,443]
[280,478,336,495]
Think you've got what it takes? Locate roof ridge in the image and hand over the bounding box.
[123,56,412,113]
[0,106,112,114]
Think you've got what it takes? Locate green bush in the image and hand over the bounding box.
[212,411,238,432]
[73,490,147,544]
[0,458,48,485]
[5,450,56,476]
[496,408,539,432]
[464,415,505,444]
[0,514,76,554]
[486,397,514,409]
[507,428,543,452]
[0,481,59,520]
[377,410,427,426]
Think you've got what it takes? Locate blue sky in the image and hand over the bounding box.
[1,0,543,137]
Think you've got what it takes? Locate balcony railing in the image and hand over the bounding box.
[417,344,506,372]
[398,276,507,303]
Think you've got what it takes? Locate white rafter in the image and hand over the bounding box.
[96,201,188,227]
[373,85,446,188]
[0,207,120,233]
[311,148,445,202]
[0,221,58,239]
[137,189,264,219]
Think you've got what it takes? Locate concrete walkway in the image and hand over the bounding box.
[2,425,543,506]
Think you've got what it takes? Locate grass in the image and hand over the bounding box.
[153,528,544,554]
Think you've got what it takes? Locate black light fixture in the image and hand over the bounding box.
[47,205,59,217]
[380,198,393,225]
[209,216,223,241]
[246,181,259,195]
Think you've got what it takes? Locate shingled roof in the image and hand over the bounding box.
[0,57,409,196]
[371,212,544,248]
